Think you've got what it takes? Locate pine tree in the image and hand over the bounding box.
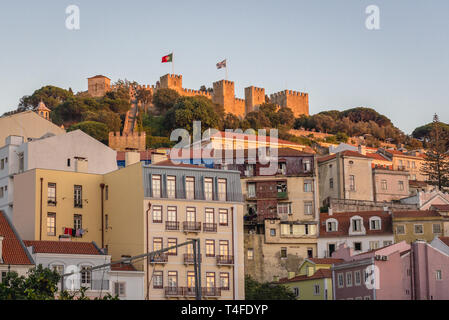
[420,114,449,191]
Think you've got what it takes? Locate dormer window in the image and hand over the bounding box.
[326,218,338,232]
[352,218,362,232]
[370,217,381,230]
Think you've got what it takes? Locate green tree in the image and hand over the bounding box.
[68,121,109,144]
[18,86,74,111]
[135,88,153,114]
[223,113,241,130]
[421,114,449,191]
[244,276,296,300]
[84,110,122,132]
[153,88,180,114]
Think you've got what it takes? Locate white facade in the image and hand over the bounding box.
[109,269,145,300]
[317,234,395,258]
[0,130,117,219]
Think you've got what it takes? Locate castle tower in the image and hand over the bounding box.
[159,74,183,93]
[212,80,244,117]
[36,101,50,120]
[88,75,111,97]
[269,90,309,117]
[244,86,265,114]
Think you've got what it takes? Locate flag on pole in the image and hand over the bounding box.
[162,53,173,63]
[216,59,227,69]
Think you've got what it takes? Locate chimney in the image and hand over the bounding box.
[74,157,88,173]
[288,272,296,279]
[151,152,168,164]
[0,236,3,263]
[125,152,141,167]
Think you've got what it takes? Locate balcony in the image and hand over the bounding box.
[184,253,202,264]
[202,287,221,298]
[148,253,168,264]
[203,223,217,233]
[165,286,184,297]
[216,255,234,266]
[183,221,201,233]
[165,221,180,231]
[183,286,197,297]
[277,191,288,199]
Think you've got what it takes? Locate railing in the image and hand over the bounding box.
[165,286,184,297]
[202,287,221,297]
[148,253,168,264]
[184,286,197,297]
[277,191,288,199]
[216,255,234,265]
[164,287,222,297]
[183,221,202,232]
[203,223,217,232]
[165,221,180,231]
[184,253,202,264]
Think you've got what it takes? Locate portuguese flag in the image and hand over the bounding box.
[161,53,173,63]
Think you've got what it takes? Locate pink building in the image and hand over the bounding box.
[332,240,449,300]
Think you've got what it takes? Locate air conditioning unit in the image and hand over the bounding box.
[381,256,388,261]
[375,255,382,261]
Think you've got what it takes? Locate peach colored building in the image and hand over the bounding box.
[372,168,410,202]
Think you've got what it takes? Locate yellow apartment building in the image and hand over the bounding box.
[103,160,245,300]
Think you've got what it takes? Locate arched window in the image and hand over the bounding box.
[369,216,382,230]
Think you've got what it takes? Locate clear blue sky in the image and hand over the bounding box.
[0,0,448,134]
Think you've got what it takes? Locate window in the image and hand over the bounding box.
[105,185,108,200]
[247,183,256,198]
[187,271,196,289]
[383,241,393,247]
[354,242,362,251]
[74,214,82,230]
[304,180,313,192]
[307,248,313,258]
[46,183,56,206]
[414,224,424,234]
[304,201,313,215]
[399,181,405,191]
[247,249,254,260]
[349,175,355,191]
[185,177,195,200]
[52,265,64,275]
[153,237,163,251]
[354,271,361,286]
[327,220,337,232]
[313,284,320,295]
[0,159,4,170]
[74,185,82,208]
[81,266,91,286]
[303,159,311,172]
[369,241,379,250]
[436,270,442,280]
[328,244,336,257]
[152,205,162,223]
[167,238,177,255]
[218,178,227,201]
[167,206,177,222]
[346,272,353,287]
[219,209,228,226]
[381,180,387,191]
[293,287,300,297]
[0,187,3,198]
[168,271,178,288]
[186,207,196,222]
[47,213,56,236]
[352,218,362,232]
[277,162,286,175]
[412,161,416,169]
[270,229,276,236]
[411,174,416,180]
[206,239,215,257]
[396,225,405,235]
[204,177,213,200]
[220,273,230,290]
[167,176,176,199]
[67,158,71,167]
[337,273,344,288]
[152,175,161,198]
[277,203,291,215]
[329,178,334,189]
[206,272,216,289]
[280,247,287,258]
[370,218,381,230]
[433,224,442,234]
[219,240,229,257]
[364,296,371,300]
[114,282,126,297]
[205,208,215,224]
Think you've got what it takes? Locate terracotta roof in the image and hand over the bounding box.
[36,101,51,112]
[431,204,449,211]
[365,153,390,161]
[278,269,332,284]
[438,237,449,247]
[318,150,370,163]
[0,212,34,265]
[88,75,110,80]
[385,149,425,159]
[23,240,102,255]
[392,210,442,218]
[320,211,393,237]
[110,263,137,272]
[409,180,428,188]
[307,258,344,264]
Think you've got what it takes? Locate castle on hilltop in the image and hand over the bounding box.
[87,74,309,118]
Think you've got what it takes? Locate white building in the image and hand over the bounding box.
[317,210,395,258]
[0,130,117,218]
[110,263,145,300]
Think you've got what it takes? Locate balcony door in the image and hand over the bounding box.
[168,271,178,288]
[206,272,215,289]
[186,207,196,222]
[219,240,229,257]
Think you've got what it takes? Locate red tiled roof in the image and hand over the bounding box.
[318,150,370,163]
[366,153,390,161]
[431,204,449,211]
[23,240,102,255]
[392,210,442,218]
[116,150,158,161]
[320,211,393,237]
[439,237,449,247]
[0,212,33,265]
[409,180,428,188]
[307,258,344,264]
[111,263,137,272]
[278,269,332,283]
[88,75,110,80]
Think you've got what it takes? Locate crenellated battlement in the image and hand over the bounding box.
[270,90,308,98]
[181,88,212,97]
[108,131,146,151]
[213,79,235,87]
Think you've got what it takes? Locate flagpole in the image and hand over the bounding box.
[172,51,174,75]
[225,59,228,80]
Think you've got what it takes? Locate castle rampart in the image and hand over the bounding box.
[108,131,146,152]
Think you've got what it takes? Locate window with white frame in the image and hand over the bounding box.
[414,224,424,234]
[204,177,213,200]
[313,284,320,295]
[304,180,313,192]
[293,287,300,297]
[433,224,442,234]
[167,176,176,199]
[304,201,313,215]
[277,203,291,215]
[114,282,126,297]
[352,218,362,232]
[247,183,256,198]
[369,241,379,250]
[327,219,338,232]
[436,270,442,280]
[185,177,195,200]
[381,180,387,191]
[152,205,162,223]
[399,181,405,191]
[218,178,227,201]
[337,273,344,288]
[349,175,356,191]
[152,175,162,198]
[81,266,91,286]
[396,225,405,235]
[370,217,381,230]
[346,272,353,287]
[247,249,254,260]
[354,270,361,286]
[153,271,163,289]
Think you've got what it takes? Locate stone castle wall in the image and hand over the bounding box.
[108,131,146,152]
